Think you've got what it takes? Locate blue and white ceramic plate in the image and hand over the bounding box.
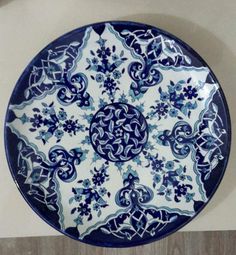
[5,21,231,247]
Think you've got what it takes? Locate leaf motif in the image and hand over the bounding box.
[134,126,141,137]
[69,197,74,204]
[158,185,166,192]
[71,208,76,214]
[115,144,123,155]
[24,88,30,99]
[212,103,218,113]
[97,210,102,217]
[123,124,132,132]
[176,167,183,175]
[124,144,133,156]
[187,175,192,181]
[100,227,110,234]
[32,108,40,112]
[47,205,56,211]
[109,120,114,133]
[124,133,129,145]
[49,102,54,107]
[113,138,122,145]
[97,127,104,138]
[88,214,92,221]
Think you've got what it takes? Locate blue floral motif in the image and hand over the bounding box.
[24,43,91,108]
[70,164,111,222]
[19,102,85,144]
[16,141,87,210]
[156,101,226,182]
[86,36,127,101]
[119,29,191,97]
[97,167,179,240]
[147,78,203,120]
[144,153,194,203]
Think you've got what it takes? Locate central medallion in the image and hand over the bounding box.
[89,103,148,162]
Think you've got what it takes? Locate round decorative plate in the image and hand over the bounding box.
[5,21,231,247]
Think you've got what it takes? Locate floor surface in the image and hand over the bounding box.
[0,231,235,255]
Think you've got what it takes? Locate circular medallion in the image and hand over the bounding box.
[90,103,148,162]
[4,21,231,247]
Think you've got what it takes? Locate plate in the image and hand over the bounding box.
[4,21,231,247]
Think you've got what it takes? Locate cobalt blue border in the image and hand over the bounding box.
[4,20,231,248]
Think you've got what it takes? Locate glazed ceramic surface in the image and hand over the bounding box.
[5,21,231,247]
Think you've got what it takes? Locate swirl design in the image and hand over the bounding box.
[89,103,148,162]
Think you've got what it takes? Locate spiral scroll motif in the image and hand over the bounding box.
[89,103,148,162]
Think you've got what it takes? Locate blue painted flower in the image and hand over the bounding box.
[30,170,41,182]
[119,93,128,103]
[113,70,121,79]
[30,114,43,128]
[168,85,175,93]
[95,73,104,83]
[63,119,77,133]
[156,103,169,116]
[74,216,83,225]
[169,108,178,117]
[99,187,107,196]
[166,188,172,196]
[78,203,91,216]
[92,172,105,186]
[55,129,64,139]
[74,194,82,202]
[42,107,51,116]
[93,203,100,211]
[151,159,164,172]
[175,184,187,197]
[165,161,174,170]
[153,174,161,183]
[91,57,98,65]
[185,192,195,202]
[104,77,116,91]
[115,128,123,137]
[97,47,111,58]
[175,83,182,91]
[183,86,198,99]
[112,54,119,61]
[82,136,91,145]
[123,167,138,184]
[160,92,170,102]
[39,130,46,137]
[82,179,91,188]
[136,220,144,229]
[58,110,67,120]
[205,135,216,148]
[40,131,52,142]
[19,113,29,124]
[98,98,107,108]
